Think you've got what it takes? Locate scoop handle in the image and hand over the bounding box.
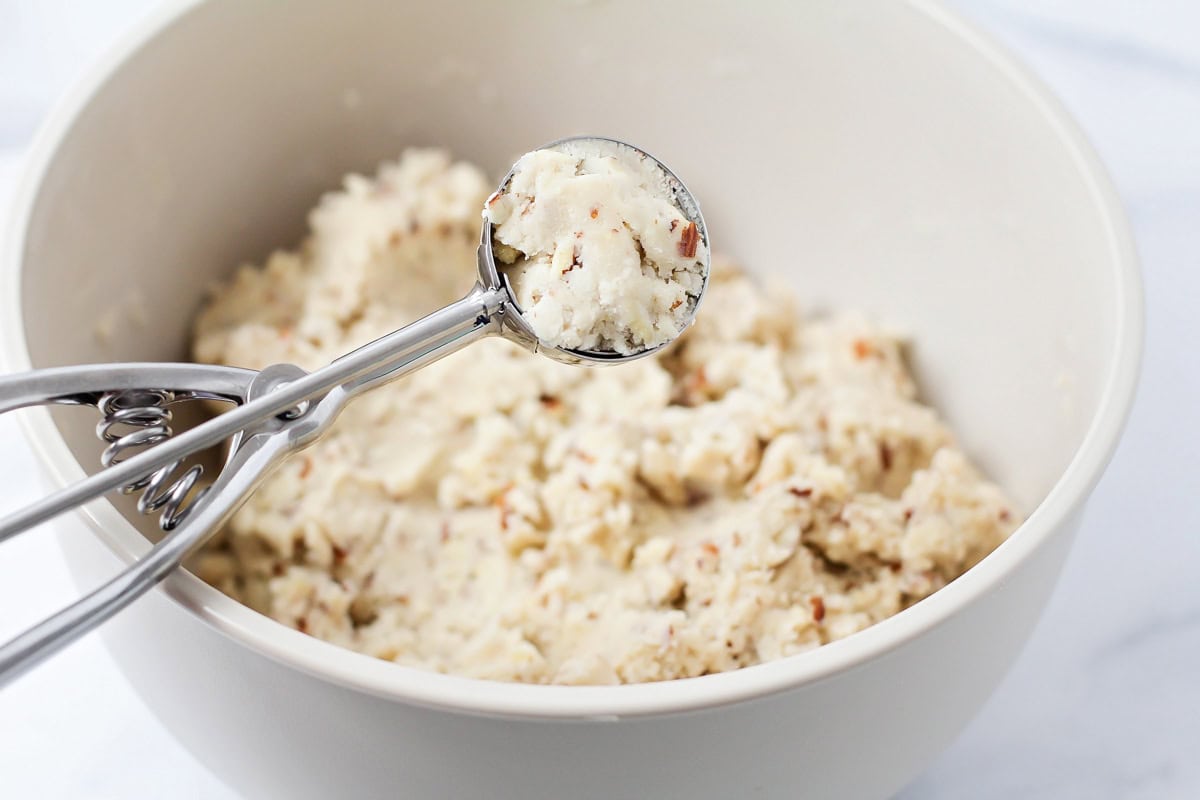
[0,284,507,686]
[0,418,294,688]
[0,284,506,544]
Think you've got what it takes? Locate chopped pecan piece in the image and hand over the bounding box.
[677,221,699,258]
[810,596,826,622]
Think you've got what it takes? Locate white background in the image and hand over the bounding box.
[1,1,1197,797]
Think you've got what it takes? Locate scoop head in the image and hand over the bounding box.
[478,136,710,365]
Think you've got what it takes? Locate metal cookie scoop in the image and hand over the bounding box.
[0,136,709,686]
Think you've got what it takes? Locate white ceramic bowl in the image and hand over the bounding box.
[1,1,1141,797]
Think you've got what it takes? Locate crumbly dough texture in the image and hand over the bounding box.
[486,141,707,355]
[192,148,1018,685]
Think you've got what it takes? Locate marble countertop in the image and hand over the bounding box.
[1,2,1196,797]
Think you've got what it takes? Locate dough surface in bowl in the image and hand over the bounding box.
[191,149,1019,685]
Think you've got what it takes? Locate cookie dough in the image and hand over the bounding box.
[485,140,706,355]
[192,148,1018,685]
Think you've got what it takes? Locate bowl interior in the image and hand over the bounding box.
[15,1,1120,604]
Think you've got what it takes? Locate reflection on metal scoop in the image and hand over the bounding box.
[0,137,709,686]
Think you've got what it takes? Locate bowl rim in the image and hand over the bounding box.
[0,0,1143,719]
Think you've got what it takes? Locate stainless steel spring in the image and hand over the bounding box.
[95,389,209,531]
